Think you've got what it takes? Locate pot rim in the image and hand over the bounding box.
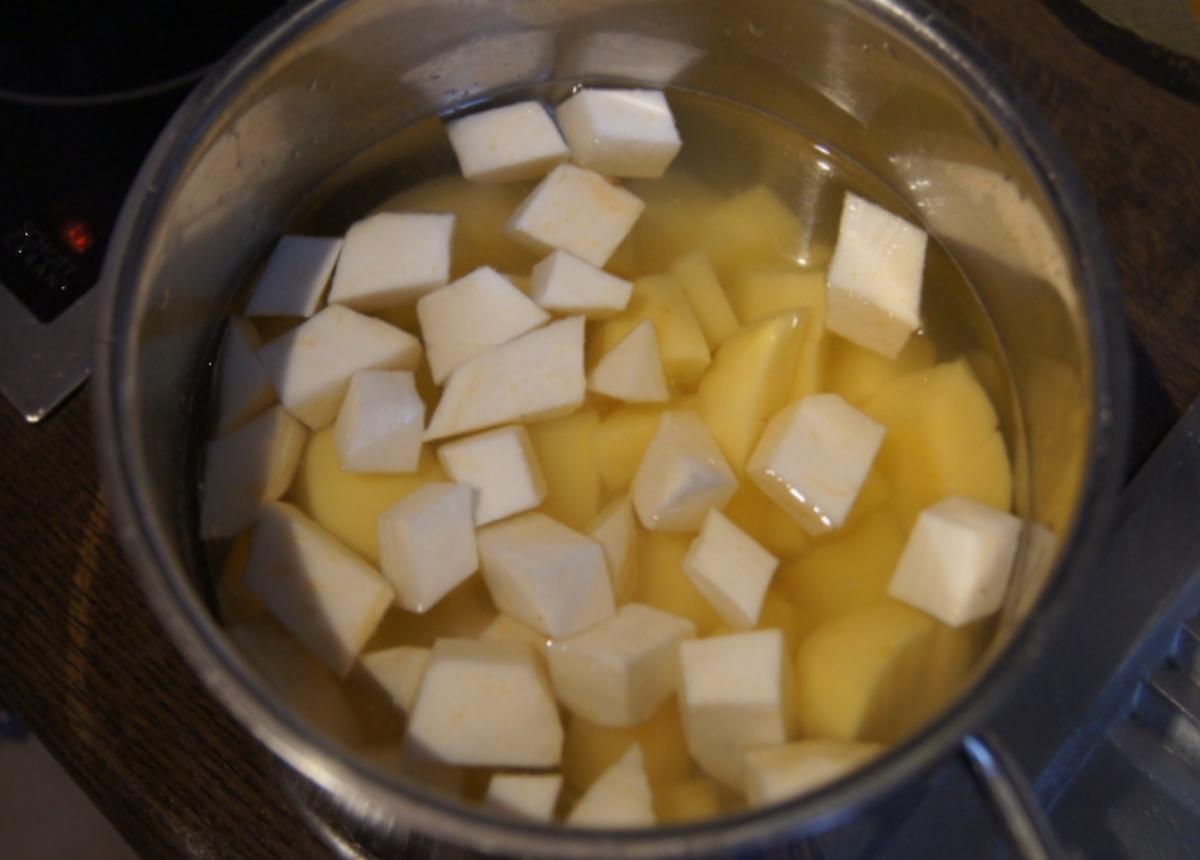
[93,0,1131,855]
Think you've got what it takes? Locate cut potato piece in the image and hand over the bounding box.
[333,370,424,474]
[244,502,394,676]
[683,509,778,630]
[259,304,422,430]
[778,509,905,623]
[628,173,722,273]
[697,186,803,283]
[527,409,602,530]
[378,483,479,614]
[406,639,563,768]
[654,779,723,824]
[744,740,881,807]
[636,532,723,634]
[328,212,454,311]
[588,497,640,604]
[567,744,656,827]
[594,405,662,494]
[484,774,563,822]
[245,235,341,319]
[215,317,274,436]
[826,334,937,406]
[671,252,738,350]
[793,600,936,742]
[201,405,307,539]
[424,316,586,441]
[698,310,807,470]
[288,428,445,565]
[721,482,811,561]
[556,88,682,179]
[589,320,670,404]
[563,702,691,793]
[590,274,711,388]
[506,164,645,267]
[446,101,567,183]
[678,630,791,788]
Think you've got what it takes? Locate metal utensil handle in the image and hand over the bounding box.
[962,732,1065,860]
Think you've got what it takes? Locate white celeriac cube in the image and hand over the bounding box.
[743,740,881,807]
[405,638,563,768]
[556,89,682,179]
[358,646,431,716]
[587,496,639,604]
[245,235,342,318]
[529,250,633,319]
[505,164,644,267]
[333,370,424,473]
[424,316,586,441]
[327,212,454,311]
[243,502,394,676]
[567,744,655,828]
[747,394,885,536]
[378,483,478,613]
[200,405,306,539]
[436,422,549,522]
[215,317,274,435]
[588,320,669,404]
[417,266,549,384]
[631,411,738,532]
[547,603,695,727]
[826,193,928,358]
[477,512,615,638]
[436,425,547,525]
[678,630,791,788]
[446,101,569,183]
[485,774,563,822]
[258,304,422,429]
[888,496,1022,626]
[683,508,779,629]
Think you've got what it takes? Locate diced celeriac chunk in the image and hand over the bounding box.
[547,603,694,727]
[747,394,885,536]
[826,193,928,358]
[446,101,568,183]
[358,646,431,716]
[888,496,1022,626]
[436,425,547,525]
[333,370,424,473]
[406,638,563,768]
[678,630,791,788]
[416,266,549,383]
[671,252,738,350]
[215,318,275,435]
[631,411,737,532]
[201,405,306,538]
[378,483,478,613]
[588,496,639,604]
[683,508,778,629]
[328,212,454,310]
[245,235,342,318]
[258,304,422,429]
[743,740,881,806]
[485,774,563,822]
[477,512,615,638]
[556,89,682,179]
[588,320,669,403]
[530,250,633,318]
[424,316,585,441]
[243,502,394,675]
[505,164,644,267]
[567,745,655,828]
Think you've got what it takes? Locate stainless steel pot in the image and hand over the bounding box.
[94,0,1130,856]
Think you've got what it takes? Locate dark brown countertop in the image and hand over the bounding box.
[1,1,1198,857]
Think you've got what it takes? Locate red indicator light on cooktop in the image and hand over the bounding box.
[62,219,94,255]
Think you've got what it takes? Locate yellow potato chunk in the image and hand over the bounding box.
[793,600,937,743]
[594,405,663,495]
[861,360,1011,529]
[721,481,811,561]
[591,274,711,388]
[562,702,691,793]
[727,267,828,400]
[779,510,905,623]
[528,409,601,530]
[628,173,723,274]
[636,532,722,634]
[654,779,723,823]
[826,334,937,406]
[698,311,807,471]
[671,252,739,350]
[907,619,991,727]
[287,427,444,564]
[697,186,803,283]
